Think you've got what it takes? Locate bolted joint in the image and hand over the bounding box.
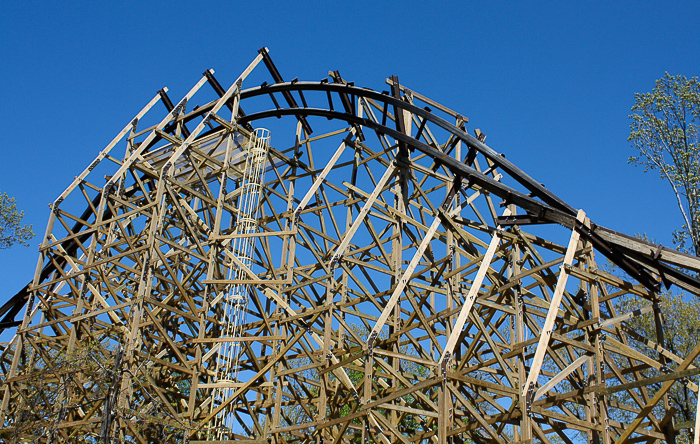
[292,208,302,224]
[367,330,379,349]
[329,253,341,269]
[525,382,536,417]
[440,352,451,376]
[52,197,64,214]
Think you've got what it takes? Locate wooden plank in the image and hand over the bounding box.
[190,336,284,343]
[522,210,585,398]
[439,208,510,371]
[596,366,700,396]
[447,371,519,396]
[294,129,354,218]
[330,163,396,268]
[53,92,164,206]
[596,226,700,272]
[599,305,653,328]
[534,354,589,399]
[213,229,295,239]
[695,389,700,444]
[199,382,274,388]
[201,278,289,285]
[615,341,700,443]
[71,300,134,322]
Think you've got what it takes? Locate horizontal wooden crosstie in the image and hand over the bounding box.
[1,48,699,443]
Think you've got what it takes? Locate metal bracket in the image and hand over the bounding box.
[441,351,451,376]
[525,382,536,417]
[496,213,545,226]
[367,330,379,349]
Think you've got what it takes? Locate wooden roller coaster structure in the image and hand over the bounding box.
[1,48,699,443]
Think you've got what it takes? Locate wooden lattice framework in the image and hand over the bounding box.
[1,48,700,443]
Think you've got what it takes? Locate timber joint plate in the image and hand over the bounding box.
[525,382,536,417]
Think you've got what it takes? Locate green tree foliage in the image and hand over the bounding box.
[0,190,34,249]
[628,73,700,255]
[624,74,700,442]
[618,293,700,422]
[277,324,432,443]
[0,336,115,442]
[1,335,188,443]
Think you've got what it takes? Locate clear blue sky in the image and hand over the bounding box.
[1,0,699,298]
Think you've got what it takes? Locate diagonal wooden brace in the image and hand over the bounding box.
[294,128,356,221]
[617,340,700,443]
[225,252,360,400]
[439,208,511,373]
[54,91,163,207]
[522,209,586,403]
[166,53,265,173]
[329,163,396,269]
[105,73,213,191]
[366,189,463,349]
[534,353,589,400]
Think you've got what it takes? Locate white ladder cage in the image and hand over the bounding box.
[211,128,271,439]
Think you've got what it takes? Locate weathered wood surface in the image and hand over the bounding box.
[0,49,698,443]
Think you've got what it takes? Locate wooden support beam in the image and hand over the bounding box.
[615,341,700,443]
[330,163,396,268]
[523,209,586,404]
[294,129,355,218]
[5,55,699,444]
[439,208,510,372]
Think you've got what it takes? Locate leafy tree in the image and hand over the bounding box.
[623,74,700,443]
[0,334,188,443]
[628,73,700,255]
[0,190,34,249]
[618,292,700,418]
[0,335,116,442]
[275,324,433,443]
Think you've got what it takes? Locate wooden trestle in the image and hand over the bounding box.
[1,48,700,443]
